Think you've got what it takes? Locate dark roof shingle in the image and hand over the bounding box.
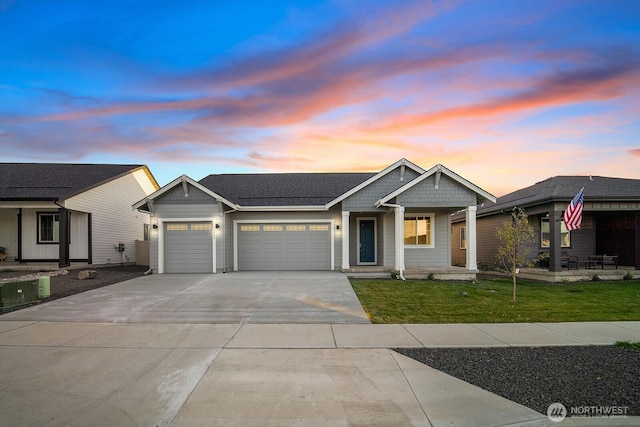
[0,163,148,201]
[480,175,640,215]
[199,173,375,206]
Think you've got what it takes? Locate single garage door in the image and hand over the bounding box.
[164,222,213,273]
[238,223,331,270]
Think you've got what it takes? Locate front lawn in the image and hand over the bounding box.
[349,278,640,323]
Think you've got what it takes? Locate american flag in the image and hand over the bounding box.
[564,187,584,231]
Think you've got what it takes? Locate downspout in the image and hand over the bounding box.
[378,202,406,281]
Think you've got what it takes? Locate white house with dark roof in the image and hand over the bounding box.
[0,163,159,267]
[134,159,495,278]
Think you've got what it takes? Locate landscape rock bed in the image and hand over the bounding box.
[395,346,639,417]
[0,264,148,304]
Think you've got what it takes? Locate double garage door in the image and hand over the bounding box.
[164,222,213,273]
[238,223,331,271]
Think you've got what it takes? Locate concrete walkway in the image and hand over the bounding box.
[1,320,639,426]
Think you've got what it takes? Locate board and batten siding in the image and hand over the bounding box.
[65,169,156,265]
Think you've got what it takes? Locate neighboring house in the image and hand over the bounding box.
[452,175,640,272]
[0,163,159,267]
[134,159,495,276]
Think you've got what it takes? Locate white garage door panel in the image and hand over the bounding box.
[238,223,330,270]
[165,222,213,273]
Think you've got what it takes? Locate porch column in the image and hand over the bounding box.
[341,211,350,270]
[394,206,405,271]
[58,207,70,268]
[549,208,563,272]
[466,205,477,270]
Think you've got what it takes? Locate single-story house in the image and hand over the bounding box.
[134,159,496,276]
[452,175,640,273]
[0,163,159,267]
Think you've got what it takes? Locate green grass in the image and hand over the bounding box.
[349,278,640,323]
[615,341,640,350]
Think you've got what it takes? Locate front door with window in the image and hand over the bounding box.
[358,219,376,264]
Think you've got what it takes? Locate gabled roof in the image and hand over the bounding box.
[375,164,496,206]
[0,163,158,201]
[479,175,640,215]
[133,175,238,211]
[199,173,375,207]
[325,158,425,208]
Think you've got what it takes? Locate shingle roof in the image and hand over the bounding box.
[479,175,640,215]
[0,163,151,201]
[199,173,376,206]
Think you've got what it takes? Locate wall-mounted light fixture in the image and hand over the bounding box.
[152,224,158,229]
[336,225,340,230]
[215,224,220,229]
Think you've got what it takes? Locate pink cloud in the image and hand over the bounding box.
[630,149,640,157]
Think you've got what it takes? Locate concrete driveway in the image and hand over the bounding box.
[1,271,371,324]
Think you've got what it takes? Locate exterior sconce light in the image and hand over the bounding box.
[152,224,158,229]
[336,225,340,230]
[215,224,220,229]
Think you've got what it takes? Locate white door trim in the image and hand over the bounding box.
[157,218,216,274]
[357,217,377,265]
[233,219,335,271]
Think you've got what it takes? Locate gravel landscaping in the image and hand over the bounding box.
[395,346,640,417]
[0,264,148,304]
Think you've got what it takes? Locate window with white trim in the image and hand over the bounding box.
[404,214,434,247]
[38,212,60,243]
[460,226,467,249]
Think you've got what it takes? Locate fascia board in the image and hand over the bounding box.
[132,174,239,211]
[376,164,497,206]
[236,205,328,212]
[325,158,426,209]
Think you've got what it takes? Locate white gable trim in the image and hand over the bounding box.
[375,164,496,207]
[325,158,425,209]
[133,174,238,211]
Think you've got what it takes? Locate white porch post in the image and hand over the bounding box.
[394,206,405,271]
[341,211,350,270]
[466,205,478,270]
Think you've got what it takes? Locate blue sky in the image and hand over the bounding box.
[1,0,639,195]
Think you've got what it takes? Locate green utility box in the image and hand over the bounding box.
[0,279,39,313]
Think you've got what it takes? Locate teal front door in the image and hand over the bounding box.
[359,220,375,263]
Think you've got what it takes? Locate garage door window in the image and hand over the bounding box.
[286,225,306,231]
[241,225,260,232]
[191,223,212,231]
[263,225,283,232]
[309,224,329,231]
[167,224,188,231]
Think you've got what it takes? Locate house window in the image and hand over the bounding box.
[38,213,59,243]
[460,226,467,250]
[404,214,434,247]
[540,218,570,248]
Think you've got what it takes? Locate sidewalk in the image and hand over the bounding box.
[1,320,638,426]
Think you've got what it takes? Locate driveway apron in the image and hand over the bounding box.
[0,271,371,324]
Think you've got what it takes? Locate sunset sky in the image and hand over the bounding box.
[1,0,639,196]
